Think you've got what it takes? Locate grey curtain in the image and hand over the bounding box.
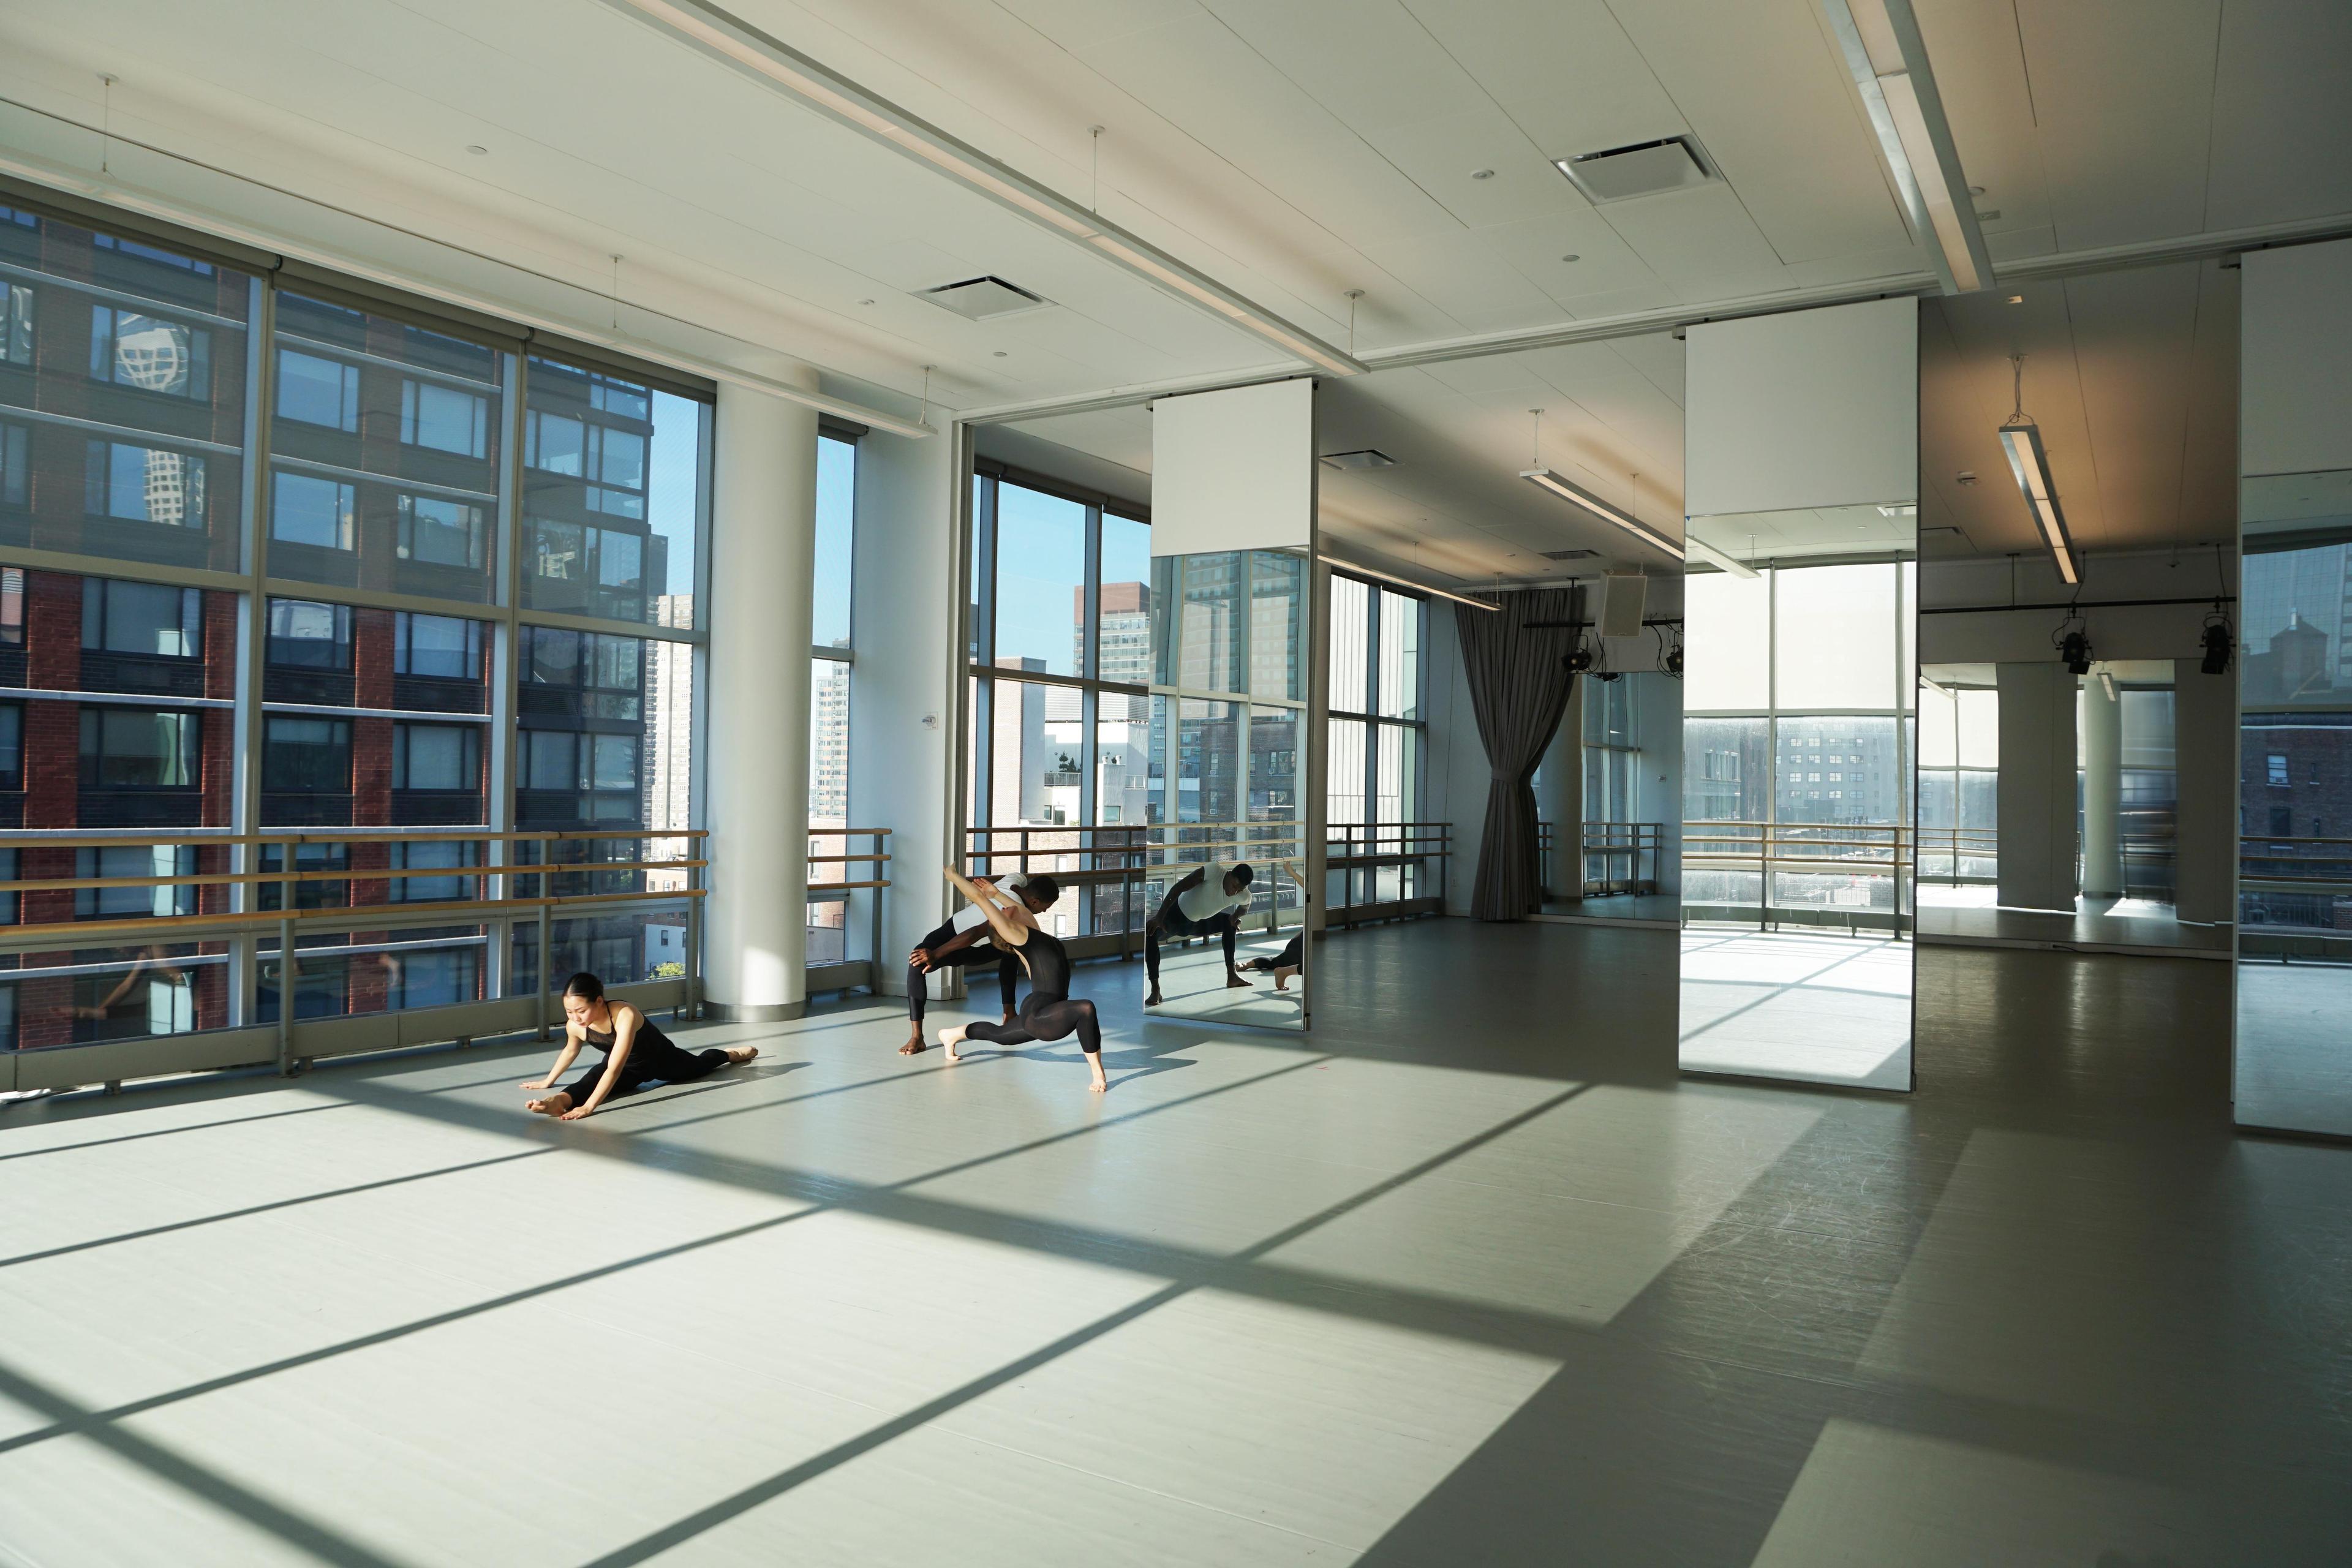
[1457,589,1578,921]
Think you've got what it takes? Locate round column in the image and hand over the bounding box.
[705,374,818,1019]
[2082,673,2124,899]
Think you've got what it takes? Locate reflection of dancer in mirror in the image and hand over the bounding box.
[902,870,1061,1055]
[936,865,1107,1093]
[73,944,188,1024]
[522,972,758,1120]
[1143,861,1254,1006]
[1239,862,1308,990]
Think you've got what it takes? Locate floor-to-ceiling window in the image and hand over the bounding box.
[807,428,857,964]
[964,464,1150,940]
[1683,561,1912,926]
[0,192,711,1054]
[1325,571,1428,914]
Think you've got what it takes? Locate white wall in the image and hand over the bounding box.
[848,423,962,996]
[2243,236,2352,478]
[2173,655,2237,926]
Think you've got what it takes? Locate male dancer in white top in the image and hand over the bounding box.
[1142,861,1254,1007]
[902,870,1060,1054]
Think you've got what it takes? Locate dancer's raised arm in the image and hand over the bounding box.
[944,865,1033,949]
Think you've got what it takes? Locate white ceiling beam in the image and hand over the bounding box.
[593,0,1368,379]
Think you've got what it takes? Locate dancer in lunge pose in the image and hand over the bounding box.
[521,972,758,1120]
[1142,861,1255,1006]
[902,872,1061,1055]
[935,865,1107,1093]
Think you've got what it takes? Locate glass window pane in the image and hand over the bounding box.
[987,677,1085,827]
[991,482,1086,679]
[1177,698,1238,824]
[523,361,706,628]
[1377,588,1422,719]
[812,434,855,651]
[1250,704,1298,823]
[0,211,250,573]
[1096,690,1151,826]
[1330,575,1370,712]
[1327,717,1367,827]
[1958,688,1999,767]
[1918,680,1958,768]
[269,292,502,599]
[1098,513,1151,684]
[1684,571,1770,712]
[1681,716,1768,907]
[1249,551,1304,701]
[810,659,850,829]
[1774,564,1899,710]
[1179,554,1245,695]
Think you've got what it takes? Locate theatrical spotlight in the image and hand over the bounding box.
[2052,606,2094,675]
[1658,623,1684,679]
[2201,611,2234,676]
[1566,638,1596,674]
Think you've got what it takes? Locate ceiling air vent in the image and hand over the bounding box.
[1553,135,1717,204]
[1540,548,1598,561]
[1320,449,1397,471]
[918,276,1050,320]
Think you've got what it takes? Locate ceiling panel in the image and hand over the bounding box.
[2011,1,2221,251]
[1400,0,1687,158]
[2205,0,2352,229]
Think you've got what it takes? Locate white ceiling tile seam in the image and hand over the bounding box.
[0,108,937,439]
[590,0,1369,378]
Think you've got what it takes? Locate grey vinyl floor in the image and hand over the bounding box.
[1,921,2347,1567]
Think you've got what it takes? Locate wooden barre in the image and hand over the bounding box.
[0,829,711,851]
[0,858,705,894]
[0,888,706,945]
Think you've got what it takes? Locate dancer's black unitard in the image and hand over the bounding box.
[957,927,1101,1055]
[557,1012,730,1104]
[907,918,1020,1023]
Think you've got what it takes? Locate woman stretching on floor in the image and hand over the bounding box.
[935,865,1108,1093]
[521,971,758,1120]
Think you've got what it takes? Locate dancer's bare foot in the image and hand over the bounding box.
[1226,970,1254,990]
[726,1046,760,1065]
[1144,989,1163,1007]
[1087,1059,1108,1093]
[940,1025,968,1064]
[1273,971,1294,991]
[1001,1009,1018,1024]
[899,1035,928,1055]
[526,1091,573,1117]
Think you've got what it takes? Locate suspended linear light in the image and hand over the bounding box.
[1996,355,2076,586]
[1519,468,1684,563]
[1818,0,1993,295]
[1316,554,1499,612]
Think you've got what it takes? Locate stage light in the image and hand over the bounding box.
[2201,616,2233,676]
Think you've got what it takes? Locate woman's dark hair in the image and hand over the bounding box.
[1024,874,1062,907]
[562,971,606,1002]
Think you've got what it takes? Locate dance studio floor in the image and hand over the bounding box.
[1,922,2348,1565]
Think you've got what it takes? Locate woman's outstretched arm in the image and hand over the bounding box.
[562,1005,639,1120]
[944,865,1033,949]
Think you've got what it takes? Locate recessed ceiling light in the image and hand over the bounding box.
[1967,184,1986,196]
[2006,294,2024,304]
[992,350,1008,357]
[465,145,488,156]
[1471,168,1495,180]
[1561,254,1581,263]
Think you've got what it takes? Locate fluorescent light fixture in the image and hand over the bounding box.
[1996,417,2079,586]
[598,0,1367,376]
[1520,468,1686,564]
[1318,554,1498,612]
[1819,0,1993,295]
[1682,533,1761,579]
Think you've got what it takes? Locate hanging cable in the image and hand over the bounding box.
[1344,289,1363,356]
[99,74,116,175]
[1089,126,1103,213]
[608,254,622,331]
[1528,408,1544,468]
[920,364,933,425]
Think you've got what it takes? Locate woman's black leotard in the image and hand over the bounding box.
[960,928,1101,1055]
[558,1008,731,1102]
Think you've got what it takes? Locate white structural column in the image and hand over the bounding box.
[849,421,961,997]
[2081,675,2124,898]
[1995,662,2079,912]
[706,374,820,1020]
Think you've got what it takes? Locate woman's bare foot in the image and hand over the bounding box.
[526,1091,573,1117]
[726,1046,760,1066]
[1087,1060,1108,1093]
[940,1025,969,1064]
[899,1035,928,1055]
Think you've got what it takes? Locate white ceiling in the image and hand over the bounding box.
[0,0,2344,574]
